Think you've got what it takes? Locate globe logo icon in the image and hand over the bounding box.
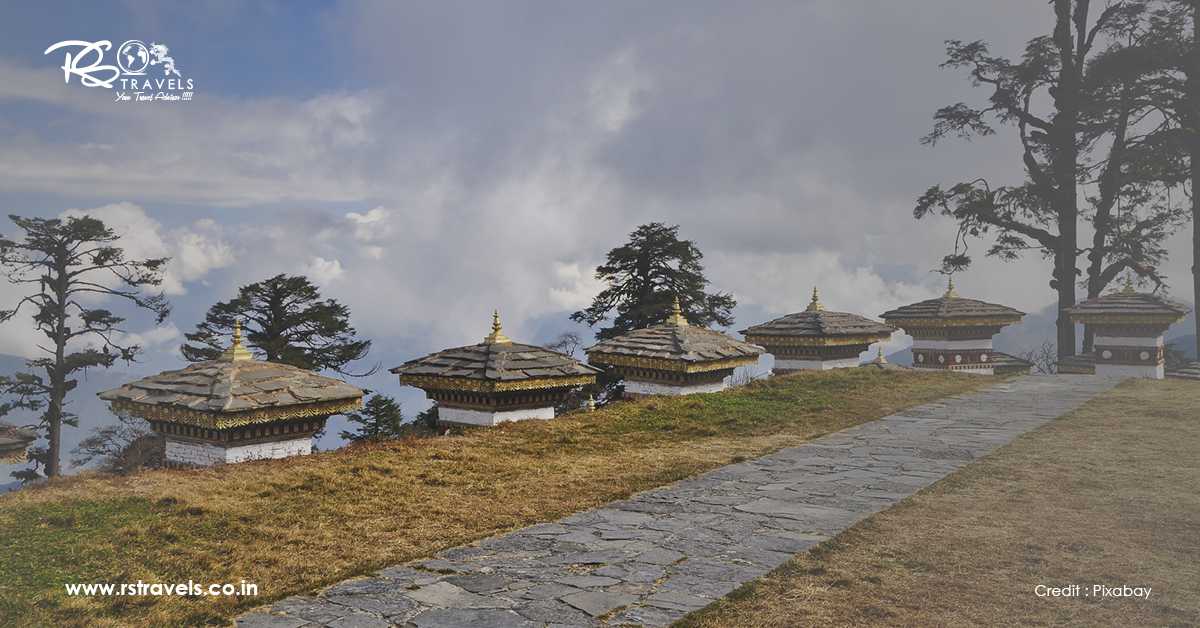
[116,40,149,75]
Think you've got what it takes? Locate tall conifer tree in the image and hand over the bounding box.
[0,215,170,478]
[571,223,736,340]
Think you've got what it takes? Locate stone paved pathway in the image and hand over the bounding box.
[237,375,1119,628]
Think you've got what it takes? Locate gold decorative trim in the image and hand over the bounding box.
[2,450,28,463]
[883,317,1021,328]
[1068,314,1183,326]
[743,333,889,347]
[109,397,363,429]
[586,352,758,373]
[397,374,596,393]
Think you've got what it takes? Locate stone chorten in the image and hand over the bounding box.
[880,278,1031,375]
[99,322,364,467]
[741,287,894,373]
[0,423,37,463]
[1066,280,1190,380]
[391,311,600,426]
[586,297,763,397]
[858,346,908,371]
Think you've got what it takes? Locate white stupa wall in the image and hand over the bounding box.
[624,379,728,396]
[1094,333,1166,379]
[1095,363,1165,379]
[165,435,313,467]
[438,405,555,427]
[911,338,994,351]
[774,357,861,372]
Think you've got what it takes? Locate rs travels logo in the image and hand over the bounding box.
[44,39,195,102]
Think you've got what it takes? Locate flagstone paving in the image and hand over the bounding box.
[237,375,1120,628]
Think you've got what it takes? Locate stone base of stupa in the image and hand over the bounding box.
[773,356,861,373]
[1167,362,1200,381]
[1095,363,1165,380]
[437,405,555,427]
[164,435,313,467]
[1093,336,1166,380]
[912,364,995,376]
[623,379,727,398]
[152,416,327,467]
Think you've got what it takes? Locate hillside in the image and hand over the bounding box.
[0,369,987,627]
[681,379,1200,627]
[1169,335,1197,360]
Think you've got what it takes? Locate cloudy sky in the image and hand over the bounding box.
[0,2,1194,426]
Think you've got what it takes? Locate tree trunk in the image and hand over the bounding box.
[1051,0,1082,358]
[1083,92,1132,355]
[47,350,64,478]
[46,256,69,478]
[1190,0,1199,359]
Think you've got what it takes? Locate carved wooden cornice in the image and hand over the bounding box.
[586,352,758,373]
[743,333,887,348]
[397,374,596,393]
[110,397,363,430]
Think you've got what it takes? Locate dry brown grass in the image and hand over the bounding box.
[0,369,985,627]
[680,378,1200,628]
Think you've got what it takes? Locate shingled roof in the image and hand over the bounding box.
[1168,362,1200,381]
[0,423,37,463]
[1066,281,1190,323]
[587,298,763,372]
[880,279,1024,324]
[858,347,908,370]
[742,288,893,339]
[390,312,600,392]
[98,323,363,428]
[989,352,1036,374]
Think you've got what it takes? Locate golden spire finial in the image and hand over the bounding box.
[944,276,960,299]
[664,295,689,326]
[221,319,253,362]
[806,286,824,312]
[483,310,512,344]
[873,345,888,364]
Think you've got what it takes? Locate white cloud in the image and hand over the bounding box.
[346,207,391,243]
[0,0,1190,366]
[548,262,606,311]
[587,48,651,133]
[60,203,235,295]
[110,322,182,353]
[304,257,345,285]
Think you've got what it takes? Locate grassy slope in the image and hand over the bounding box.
[680,379,1200,628]
[0,370,984,627]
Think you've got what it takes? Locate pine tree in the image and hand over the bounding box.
[0,214,170,478]
[571,223,736,339]
[340,394,405,442]
[181,274,371,374]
